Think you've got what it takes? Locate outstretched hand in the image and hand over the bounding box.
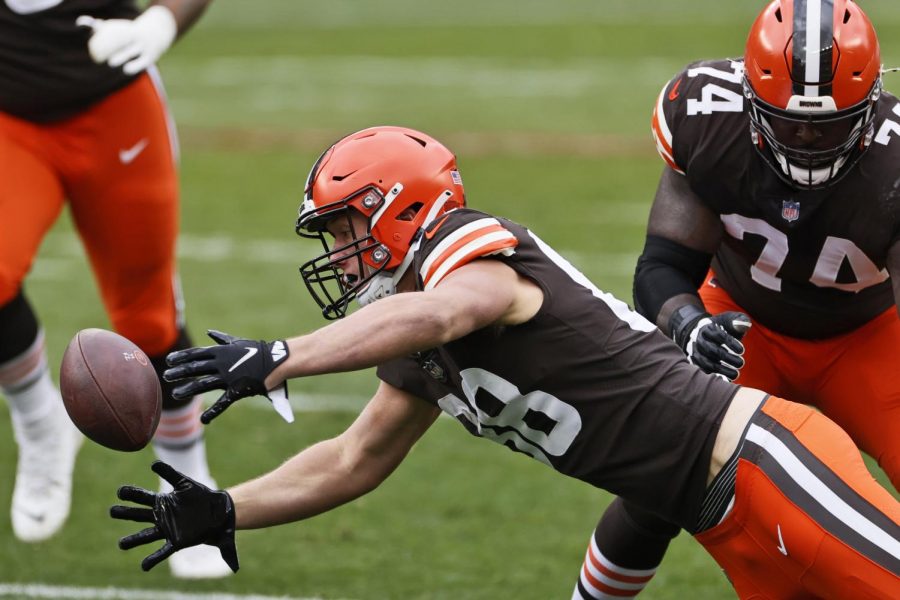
[110,461,239,573]
[164,330,292,424]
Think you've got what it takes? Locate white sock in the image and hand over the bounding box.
[153,397,215,491]
[0,331,56,426]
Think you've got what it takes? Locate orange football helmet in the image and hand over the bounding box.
[743,0,882,188]
[296,126,465,319]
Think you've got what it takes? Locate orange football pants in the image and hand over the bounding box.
[700,275,900,490]
[696,396,900,599]
[0,71,182,356]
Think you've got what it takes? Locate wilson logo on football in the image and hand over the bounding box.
[122,351,149,366]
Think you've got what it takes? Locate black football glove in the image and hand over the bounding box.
[669,304,751,381]
[164,330,292,424]
[110,461,239,573]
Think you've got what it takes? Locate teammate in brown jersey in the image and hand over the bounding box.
[573,1,900,598]
[0,0,231,578]
[106,126,900,598]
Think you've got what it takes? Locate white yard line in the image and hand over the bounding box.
[0,583,346,600]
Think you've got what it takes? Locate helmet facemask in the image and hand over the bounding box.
[296,189,395,320]
[745,78,881,189]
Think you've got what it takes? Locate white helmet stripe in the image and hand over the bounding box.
[804,0,823,96]
[792,0,835,98]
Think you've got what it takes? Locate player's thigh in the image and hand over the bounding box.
[697,398,900,598]
[814,310,900,489]
[66,75,181,352]
[0,121,65,303]
[71,170,179,354]
[768,398,900,597]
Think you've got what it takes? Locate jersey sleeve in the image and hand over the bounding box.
[650,59,748,179]
[651,74,686,174]
[376,355,449,405]
[416,209,519,290]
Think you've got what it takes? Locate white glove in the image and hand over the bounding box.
[76,6,177,76]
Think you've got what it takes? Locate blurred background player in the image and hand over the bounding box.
[573,1,900,597]
[0,0,231,578]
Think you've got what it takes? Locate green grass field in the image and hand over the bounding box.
[2,1,899,598]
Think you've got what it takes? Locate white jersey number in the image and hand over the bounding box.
[722,214,888,293]
[874,103,900,147]
[686,61,745,116]
[5,0,63,14]
[437,368,582,466]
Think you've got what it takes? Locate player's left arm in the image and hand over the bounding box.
[163,258,543,422]
[77,0,213,75]
[888,238,900,317]
[275,258,543,382]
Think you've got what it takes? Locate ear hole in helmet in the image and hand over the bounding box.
[774,7,782,22]
[397,202,423,222]
[844,9,851,24]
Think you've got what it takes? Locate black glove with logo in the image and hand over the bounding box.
[110,461,239,573]
[669,304,752,381]
[164,330,292,424]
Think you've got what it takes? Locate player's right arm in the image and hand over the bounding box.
[635,67,750,380]
[228,380,440,529]
[111,380,440,571]
[637,165,722,330]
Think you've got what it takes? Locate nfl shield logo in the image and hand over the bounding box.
[781,200,800,222]
[450,170,463,185]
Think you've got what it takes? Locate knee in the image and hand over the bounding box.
[0,267,25,308]
[110,310,179,357]
[0,290,40,364]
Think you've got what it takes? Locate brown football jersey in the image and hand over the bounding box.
[376,208,737,531]
[652,58,900,339]
[0,0,140,122]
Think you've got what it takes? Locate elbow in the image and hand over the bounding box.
[341,440,405,495]
[633,235,712,321]
[431,309,466,345]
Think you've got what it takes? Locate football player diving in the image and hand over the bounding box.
[572,1,900,599]
[109,126,900,598]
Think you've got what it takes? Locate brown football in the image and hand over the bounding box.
[59,328,161,452]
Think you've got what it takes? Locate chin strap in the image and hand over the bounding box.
[357,190,455,307]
